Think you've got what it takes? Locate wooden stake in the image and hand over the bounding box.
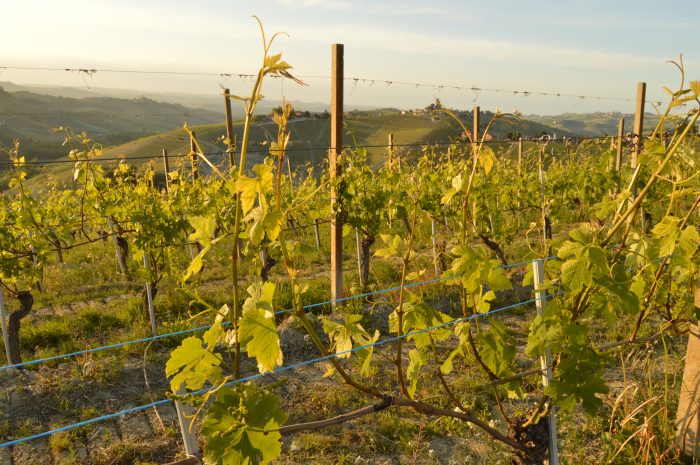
[314,219,321,251]
[430,218,440,279]
[224,89,236,170]
[387,133,395,168]
[355,229,363,288]
[517,138,523,176]
[190,131,198,183]
[330,44,344,309]
[473,105,480,144]
[162,148,170,193]
[675,280,700,458]
[631,83,646,173]
[615,117,624,172]
[143,253,157,337]
[533,259,560,465]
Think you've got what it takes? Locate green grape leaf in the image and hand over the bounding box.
[476,320,516,377]
[441,322,470,375]
[479,146,496,175]
[475,289,496,313]
[203,321,224,351]
[355,330,380,377]
[188,215,217,248]
[676,225,700,261]
[487,266,512,291]
[182,245,211,282]
[585,246,609,276]
[389,295,452,348]
[165,336,222,392]
[569,228,592,245]
[690,81,700,98]
[237,164,274,215]
[321,314,379,374]
[240,282,283,373]
[652,217,680,258]
[560,258,592,292]
[202,384,287,465]
[546,346,608,415]
[406,349,428,398]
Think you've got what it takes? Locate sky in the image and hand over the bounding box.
[1,0,699,114]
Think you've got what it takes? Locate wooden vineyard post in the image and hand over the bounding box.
[355,230,363,288]
[675,279,700,458]
[517,138,523,176]
[430,218,441,279]
[615,117,624,173]
[631,83,647,230]
[190,131,199,183]
[387,133,395,168]
[142,253,157,337]
[0,289,11,364]
[223,88,236,170]
[162,148,170,193]
[532,259,560,465]
[313,219,321,252]
[631,83,646,194]
[330,43,344,309]
[175,386,200,459]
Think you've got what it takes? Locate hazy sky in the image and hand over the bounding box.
[2,0,699,114]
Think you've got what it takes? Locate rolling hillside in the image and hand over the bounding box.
[0,85,222,160]
[25,108,578,186]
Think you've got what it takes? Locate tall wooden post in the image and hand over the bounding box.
[387,133,395,168]
[517,138,523,176]
[330,44,344,308]
[143,253,157,337]
[631,83,646,174]
[190,131,199,183]
[631,83,646,229]
[472,105,480,144]
[162,148,170,193]
[615,117,624,172]
[675,280,700,458]
[430,218,441,279]
[224,89,236,170]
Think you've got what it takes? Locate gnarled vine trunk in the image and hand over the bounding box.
[260,248,277,283]
[8,291,34,366]
[359,234,375,291]
[116,236,129,275]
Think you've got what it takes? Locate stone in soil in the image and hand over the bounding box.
[87,422,120,461]
[12,439,50,465]
[147,404,180,432]
[53,441,88,465]
[0,446,12,465]
[118,411,154,440]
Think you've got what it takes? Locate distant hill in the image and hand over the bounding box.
[24,109,580,186]
[525,111,664,137]
[0,81,374,118]
[0,85,226,161]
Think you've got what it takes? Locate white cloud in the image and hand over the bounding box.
[288,22,677,70]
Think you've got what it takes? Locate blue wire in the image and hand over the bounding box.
[0,291,559,449]
[0,325,214,371]
[1,257,541,371]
